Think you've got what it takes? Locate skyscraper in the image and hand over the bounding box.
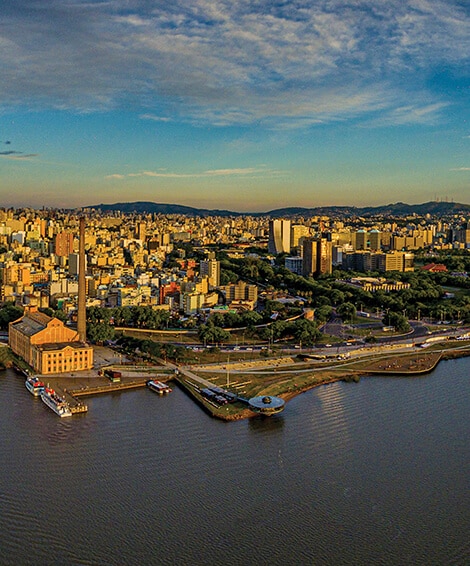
[136,222,146,242]
[355,229,368,250]
[302,236,332,277]
[268,219,291,254]
[369,229,381,251]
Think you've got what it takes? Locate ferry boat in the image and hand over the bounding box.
[41,388,72,418]
[147,380,172,395]
[25,377,45,397]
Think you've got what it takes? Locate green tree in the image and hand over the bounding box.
[314,305,333,323]
[383,312,410,332]
[291,319,321,346]
[337,302,356,323]
[0,303,24,329]
[86,323,116,344]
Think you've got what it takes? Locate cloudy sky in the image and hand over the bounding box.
[1,0,469,211]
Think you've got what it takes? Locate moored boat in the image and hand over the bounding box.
[147,380,172,395]
[25,377,45,397]
[41,388,72,417]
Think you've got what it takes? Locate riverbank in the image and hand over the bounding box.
[8,339,470,421]
[276,345,470,406]
[182,341,470,420]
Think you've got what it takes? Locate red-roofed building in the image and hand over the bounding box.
[421,263,448,272]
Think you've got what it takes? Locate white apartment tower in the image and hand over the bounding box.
[268,219,291,254]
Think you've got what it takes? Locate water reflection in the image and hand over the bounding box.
[248,413,285,434]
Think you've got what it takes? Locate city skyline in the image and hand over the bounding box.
[1,1,469,211]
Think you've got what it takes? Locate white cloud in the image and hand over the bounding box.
[105,167,283,179]
[139,114,171,122]
[0,152,38,160]
[450,167,470,171]
[365,101,449,127]
[0,1,468,125]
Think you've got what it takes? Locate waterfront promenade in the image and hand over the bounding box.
[21,334,470,420]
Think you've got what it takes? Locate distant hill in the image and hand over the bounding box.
[88,201,236,217]
[267,201,470,217]
[87,200,470,218]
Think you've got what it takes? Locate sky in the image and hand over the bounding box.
[0,0,469,212]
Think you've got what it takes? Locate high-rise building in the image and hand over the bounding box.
[318,236,333,275]
[302,236,332,277]
[290,224,310,248]
[136,222,146,242]
[369,229,381,251]
[268,219,291,254]
[200,259,220,288]
[355,229,368,250]
[69,253,87,276]
[285,256,303,275]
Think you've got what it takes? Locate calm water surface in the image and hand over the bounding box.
[1,357,469,565]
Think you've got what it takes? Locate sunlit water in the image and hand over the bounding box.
[1,357,469,565]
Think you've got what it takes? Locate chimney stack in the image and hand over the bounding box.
[77,217,87,342]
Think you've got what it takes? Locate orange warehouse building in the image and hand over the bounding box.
[9,307,93,375]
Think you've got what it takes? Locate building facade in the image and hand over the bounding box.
[199,259,220,288]
[268,220,291,254]
[9,307,93,374]
[302,237,332,277]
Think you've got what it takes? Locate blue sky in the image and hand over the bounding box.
[1,0,469,211]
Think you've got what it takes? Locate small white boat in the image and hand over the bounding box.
[147,380,172,395]
[41,388,72,417]
[25,377,45,397]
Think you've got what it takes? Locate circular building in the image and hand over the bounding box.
[248,395,285,416]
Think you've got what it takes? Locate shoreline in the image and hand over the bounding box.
[9,342,470,421]
[276,347,470,407]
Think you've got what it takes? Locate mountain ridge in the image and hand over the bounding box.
[87,200,470,217]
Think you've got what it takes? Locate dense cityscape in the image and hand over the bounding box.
[2,200,470,407]
[2,1,469,561]
[2,202,469,332]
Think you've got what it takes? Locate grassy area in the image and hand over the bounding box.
[182,339,470,412]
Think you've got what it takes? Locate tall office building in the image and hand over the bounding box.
[268,219,291,254]
[355,229,368,250]
[369,229,381,251]
[290,224,310,248]
[302,236,332,277]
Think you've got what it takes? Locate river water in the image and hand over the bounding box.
[1,357,469,565]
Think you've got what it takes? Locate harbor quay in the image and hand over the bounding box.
[24,344,173,414]
[17,338,470,420]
